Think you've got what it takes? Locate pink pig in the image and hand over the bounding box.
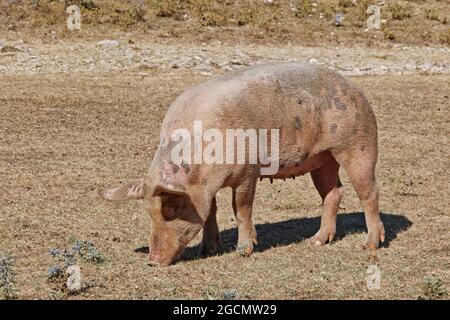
[100,63,385,266]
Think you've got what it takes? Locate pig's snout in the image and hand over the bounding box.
[147,247,180,266]
[147,254,171,267]
[147,259,163,267]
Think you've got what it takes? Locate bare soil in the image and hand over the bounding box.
[0,69,448,299]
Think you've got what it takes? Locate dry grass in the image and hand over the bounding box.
[0,69,448,299]
[0,0,449,46]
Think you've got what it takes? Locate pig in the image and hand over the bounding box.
[100,63,385,266]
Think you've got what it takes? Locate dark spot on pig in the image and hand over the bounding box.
[171,163,179,174]
[334,98,346,111]
[293,116,302,130]
[297,147,302,153]
[181,161,190,174]
[330,123,337,134]
[298,98,303,105]
[327,86,336,100]
[360,145,366,152]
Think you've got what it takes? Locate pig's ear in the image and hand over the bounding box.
[152,180,187,197]
[99,178,145,201]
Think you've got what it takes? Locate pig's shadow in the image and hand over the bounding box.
[135,212,412,262]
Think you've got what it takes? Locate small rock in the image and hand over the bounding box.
[224,289,237,300]
[334,14,344,27]
[66,265,82,293]
[96,40,120,50]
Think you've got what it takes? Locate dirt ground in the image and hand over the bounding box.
[0,0,449,300]
[0,70,448,299]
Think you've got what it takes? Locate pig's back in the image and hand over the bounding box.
[163,63,375,148]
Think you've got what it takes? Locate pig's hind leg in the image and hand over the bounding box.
[333,147,385,250]
[198,196,220,257]
[310,156,344,245]
[232,179,258,257]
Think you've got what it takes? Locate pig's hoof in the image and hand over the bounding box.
[236,242,253,257]
[310,228,335,246]
[363,223,385,250]
[198,241,219,257]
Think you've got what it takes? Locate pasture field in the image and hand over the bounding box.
[0,71,448,299]
[0,0,449,300]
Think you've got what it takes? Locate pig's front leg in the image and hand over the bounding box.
[232,180,258,257]
[198,196,220,257]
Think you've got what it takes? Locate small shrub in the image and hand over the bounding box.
[47,247,77,282]
[0,253,16,299]
[389,3,412,20]
[154,0,184,18]
[47,240,103,296]
[423,276,448,300]
[439,28,450,45]
[31,0,39,10]
[352,0,371,23]
[424,8,439,22]
[72,240,105,264]
[81,0,96,10]
[338,0,355,9]
[64,0,96,10]
[128,6,147,23]
[48,239,104,280]
[384,30,396,41]
[293,0,314,18]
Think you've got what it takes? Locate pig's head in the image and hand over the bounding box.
[99,167,212,266]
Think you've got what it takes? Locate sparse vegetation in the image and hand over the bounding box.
[72,239,105,264]
[388,3,412,20]
[440,28,450,45]
[422,276,448,300]
[384,29,396,41]
[0,253,16,299]
[46,240,104,297]
[1,70,448,299]
[338,0,355,9]
[292,0,314,18]
[49,239,104,272]
[0,0,448,45]
[424,8,439,22]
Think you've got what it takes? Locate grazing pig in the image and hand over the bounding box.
[100,63,385,266]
